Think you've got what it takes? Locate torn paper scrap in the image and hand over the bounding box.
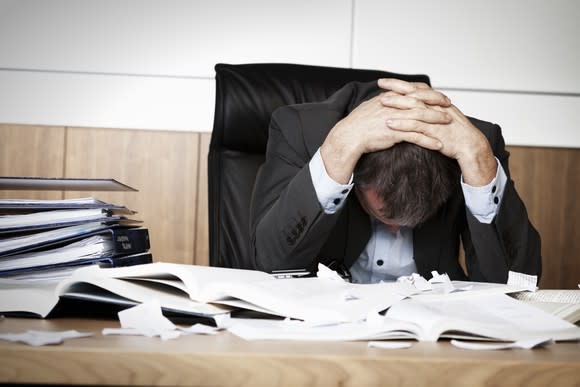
[368,341,413,349]
[429,271,456,294]
[429,271,450,284]
[103,300,221,340]
[0,330,92,346]
[118,299,176,337]
[178,324,220,335]
[396,273,432,291]
[411,273,433,291]
[507,271,537,291]
[450,337,553,351]
[317,263,345,281]
[397,273,432,291]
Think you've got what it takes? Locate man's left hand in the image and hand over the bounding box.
[379,79,497,186]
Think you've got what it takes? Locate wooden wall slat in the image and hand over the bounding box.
[64,127,199,265]
[195,133,211,266]
[507,146,580,289]
[0,124,65,200]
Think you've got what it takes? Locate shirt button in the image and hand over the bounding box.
[341,189,349,194]
[492,185,497,193]
[333,198,341,205]
[494,197,499,204]
[376,259,384,266]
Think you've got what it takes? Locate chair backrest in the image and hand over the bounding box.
[208,63,430,268]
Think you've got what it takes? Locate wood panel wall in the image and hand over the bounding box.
[507,146,580,290]
[1,124,578,288]
[0,125,65,200]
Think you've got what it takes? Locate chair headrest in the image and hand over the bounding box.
[210,63,430,154]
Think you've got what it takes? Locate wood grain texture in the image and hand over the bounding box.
[507,146,580,289]
[0,124,65,200]
[0,318,579,387]
[64,127,199,264]
[195,132,211,266]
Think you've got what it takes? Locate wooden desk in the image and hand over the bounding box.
[0,317,579,387]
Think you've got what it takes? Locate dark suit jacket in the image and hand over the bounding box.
[249,81,541,283]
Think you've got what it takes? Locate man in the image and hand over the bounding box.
[249,78,541,284]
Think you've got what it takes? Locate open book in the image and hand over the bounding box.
[0,262,421,323]
[510,289,580,324]
[227,293,580,343]
[0,262,543,326]
[65,263,417,323]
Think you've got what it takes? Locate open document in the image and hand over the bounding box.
[2,262,579,343]
[227,293,580,342]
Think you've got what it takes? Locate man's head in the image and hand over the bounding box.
[354,143,459,229]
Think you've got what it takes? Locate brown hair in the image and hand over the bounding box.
[354,143,459,227]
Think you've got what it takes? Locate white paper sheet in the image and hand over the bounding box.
[102,300,221,340]
[368,341,413,349]
[507,271,537,291]
[387,293,578,342]
[226,317,416,341]
[0,330,92,346]
[317,263,345,281]
[450,337,553,350]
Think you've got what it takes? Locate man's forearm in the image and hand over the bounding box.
[457,138,497,186]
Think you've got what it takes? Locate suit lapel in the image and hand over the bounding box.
[412,217,443,278]
[344,197,371,268]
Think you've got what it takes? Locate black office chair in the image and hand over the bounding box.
[208,63,430,268]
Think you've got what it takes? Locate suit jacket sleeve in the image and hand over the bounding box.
[462,121,542,283]
[249,106,343,272]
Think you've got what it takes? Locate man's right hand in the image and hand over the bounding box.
[320,80,451,184]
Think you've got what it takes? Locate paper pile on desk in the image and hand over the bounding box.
[226,293,580,343]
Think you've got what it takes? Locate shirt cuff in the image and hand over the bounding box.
[309,148,354,214]
[460,157,508,224]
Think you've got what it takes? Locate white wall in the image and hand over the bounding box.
[0,0,578,147]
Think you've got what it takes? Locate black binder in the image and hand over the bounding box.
[0,228,151,276]
[0,225,150,258]
[0,251,153,277]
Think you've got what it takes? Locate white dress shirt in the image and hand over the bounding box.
[309,148,508,283]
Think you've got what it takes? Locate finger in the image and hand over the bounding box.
[386,108,451,124]
[379,78,450,107]
[378,78,416,94]
[411,82,431,89]
[387,118,427,133]
[380,94,424,110]
[391,130,442,151]
[408,88,451,107]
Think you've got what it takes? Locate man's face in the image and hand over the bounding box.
[355,186,401,234]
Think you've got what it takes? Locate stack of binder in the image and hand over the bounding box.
[0,177,152,281]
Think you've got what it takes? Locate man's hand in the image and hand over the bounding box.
[320,80,452,184]
[381,79,497,186]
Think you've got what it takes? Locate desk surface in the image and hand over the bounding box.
[0,317,579,387]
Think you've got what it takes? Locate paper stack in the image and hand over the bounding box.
[0,177,152,282]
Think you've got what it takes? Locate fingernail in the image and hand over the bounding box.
[445,96,451,104]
